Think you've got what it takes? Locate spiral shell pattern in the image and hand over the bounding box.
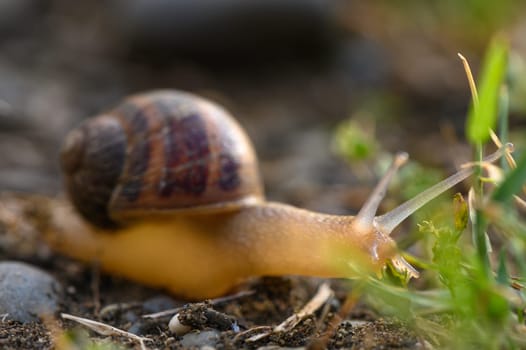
[61,90,263,227]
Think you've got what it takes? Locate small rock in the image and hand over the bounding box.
[168,313,192,336]
[123,310,139,323]
[128,318,159,336]
[143,295,180,313]
[0,261,62,323]
[180,330,220,348]
[347,320,370,327]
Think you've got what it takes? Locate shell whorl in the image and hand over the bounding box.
[61,90,264,227]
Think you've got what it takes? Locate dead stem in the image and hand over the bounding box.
[309,288,361,348]
[246,282,334,342]
[61,313,151,350]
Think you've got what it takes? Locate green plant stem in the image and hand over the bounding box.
[498,86,509,170]
[472,144,491,276]
[474,212,489,274]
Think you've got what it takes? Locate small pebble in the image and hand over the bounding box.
[168,313,192,336]
[180,330,220,348]
[143,295,180,313]
[123,310,139,323]
[348,320,370,327]
[128,318,159,336]
[0,261,62,323]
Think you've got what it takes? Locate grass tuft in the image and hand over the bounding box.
[466,37,509,144]
[334,34,526,348]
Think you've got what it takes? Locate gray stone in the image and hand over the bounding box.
[180,330,221,348]
[0,261,62,323]
[143,295,180,313]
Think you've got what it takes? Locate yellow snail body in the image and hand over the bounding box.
[45,90,511,299]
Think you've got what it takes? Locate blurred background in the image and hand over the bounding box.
[0,0,525,214]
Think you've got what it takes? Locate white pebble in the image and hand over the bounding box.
[168,313,192,336]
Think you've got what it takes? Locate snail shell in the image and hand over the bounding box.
[60,90,264,227]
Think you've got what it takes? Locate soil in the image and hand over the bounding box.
[0,222,424,350]
[0,1,524,349]
[0,191,426,349]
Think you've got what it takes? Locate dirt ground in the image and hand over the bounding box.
[1,1,525,349]
[0,228,423,349]
[0,188,425,349]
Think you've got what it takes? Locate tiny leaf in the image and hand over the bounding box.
[496,249,509,285]
[453,193,469,233]
[492,151,526,203]
[466,37,508,144]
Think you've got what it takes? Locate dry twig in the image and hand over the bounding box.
[247,282,334,342]
[61,313,151,350]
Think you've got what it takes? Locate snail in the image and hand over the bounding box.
[43,90,511,299]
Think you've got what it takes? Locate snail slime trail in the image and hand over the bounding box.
[46,90,513,299]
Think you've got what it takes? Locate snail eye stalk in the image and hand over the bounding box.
[375,143,513,235]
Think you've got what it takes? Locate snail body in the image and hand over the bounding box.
[47,201,389,298]
[46,90,509,299]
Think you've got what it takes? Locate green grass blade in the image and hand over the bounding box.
[492,151,526,203]
[496,249,509,285]
[466,38,508,144]
[498,87,510,170]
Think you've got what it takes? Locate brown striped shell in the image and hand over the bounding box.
[60,90,264,227]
